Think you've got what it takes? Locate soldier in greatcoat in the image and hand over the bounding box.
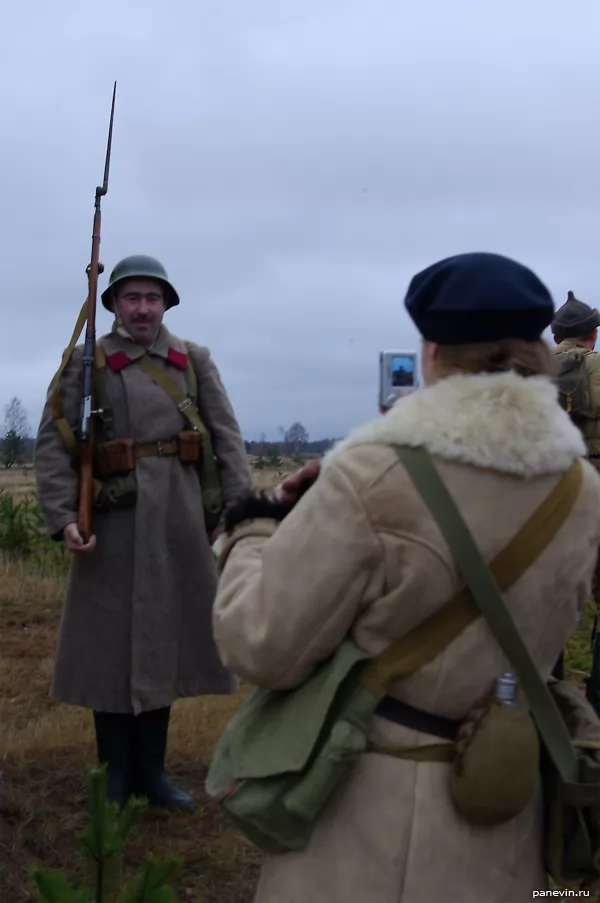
[34,254,253,810]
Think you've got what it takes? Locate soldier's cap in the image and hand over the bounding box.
[404,252,554,344]
[551,291,600,338]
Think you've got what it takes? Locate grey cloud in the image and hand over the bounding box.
[2,0,600,439]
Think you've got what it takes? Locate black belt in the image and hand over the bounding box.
[375,695,461,741]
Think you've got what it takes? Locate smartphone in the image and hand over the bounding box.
[379,350,419,410]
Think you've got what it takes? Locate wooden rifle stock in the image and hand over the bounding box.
[77,441,96,542]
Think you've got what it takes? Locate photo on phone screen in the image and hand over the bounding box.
[390,355,415,387]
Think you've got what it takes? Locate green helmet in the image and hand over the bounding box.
[100,254,180,311]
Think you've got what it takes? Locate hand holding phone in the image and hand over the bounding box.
[379,350,419,411]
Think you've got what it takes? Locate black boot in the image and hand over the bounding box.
[93,711,136,810]
[132,707,195,811]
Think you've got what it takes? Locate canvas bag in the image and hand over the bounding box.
[204,447,582,856]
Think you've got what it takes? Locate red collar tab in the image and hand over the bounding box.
[167,348,188,370]
[106,351,133,372]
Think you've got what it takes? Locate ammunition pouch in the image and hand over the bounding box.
[177,429,203,464]
[95,438,135,478]
[90,430,202,512]
[94,431,203,479]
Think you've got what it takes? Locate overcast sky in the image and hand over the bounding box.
[3,0,600,441]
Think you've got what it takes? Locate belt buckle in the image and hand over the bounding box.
[156,441,164,457]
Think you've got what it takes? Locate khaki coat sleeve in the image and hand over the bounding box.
[34,346,83,540]
[212,457,384,690]
[187,343,253,507]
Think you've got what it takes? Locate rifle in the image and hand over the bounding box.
[77,82,117,543]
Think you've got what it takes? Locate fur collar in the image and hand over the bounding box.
[325,371,586,478]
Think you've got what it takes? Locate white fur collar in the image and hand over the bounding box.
[325,372,586,478]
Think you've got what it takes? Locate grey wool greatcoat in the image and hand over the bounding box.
[34,322,253,715]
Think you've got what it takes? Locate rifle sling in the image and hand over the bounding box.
[49,297,106,458]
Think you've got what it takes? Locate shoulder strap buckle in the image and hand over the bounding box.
[178,397,195,416]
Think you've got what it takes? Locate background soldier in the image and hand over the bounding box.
[34,254,253,810]
[552,291,600,706]
[552,290,600,462]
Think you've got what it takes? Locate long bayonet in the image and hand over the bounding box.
[77,81,117,542]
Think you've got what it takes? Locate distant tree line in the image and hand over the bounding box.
[245,421,341,463]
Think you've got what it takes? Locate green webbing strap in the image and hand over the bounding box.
[49,297,89,455]
[183,344,198,406]
[135,354,223,515]
[361,449,584,698]
[395,445,582,785]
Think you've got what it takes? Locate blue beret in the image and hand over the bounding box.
[404,252,555,344]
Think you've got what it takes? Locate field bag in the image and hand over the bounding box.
[204,446,582,856]
[399,447,600,894]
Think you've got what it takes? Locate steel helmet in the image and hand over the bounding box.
[100,254,180,311]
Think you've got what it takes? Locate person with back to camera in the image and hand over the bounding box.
[209,252,600,903]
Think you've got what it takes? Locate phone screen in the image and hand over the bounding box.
[390,355,415,388]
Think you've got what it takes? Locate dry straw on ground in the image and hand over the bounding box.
[0,465,293,903]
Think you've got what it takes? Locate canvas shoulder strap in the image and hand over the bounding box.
[135,352,224,517]
[392,445,582,785]
[361,448,583,701]
[135,353,209,438]
[183,341,198,406]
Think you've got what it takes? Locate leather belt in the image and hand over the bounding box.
[134,439,180,458]
[375,695,461,742]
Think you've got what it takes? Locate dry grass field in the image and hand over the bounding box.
[0,462,596,901]
[0,462,295,903]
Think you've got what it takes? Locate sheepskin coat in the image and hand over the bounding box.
[212,370,600,903]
